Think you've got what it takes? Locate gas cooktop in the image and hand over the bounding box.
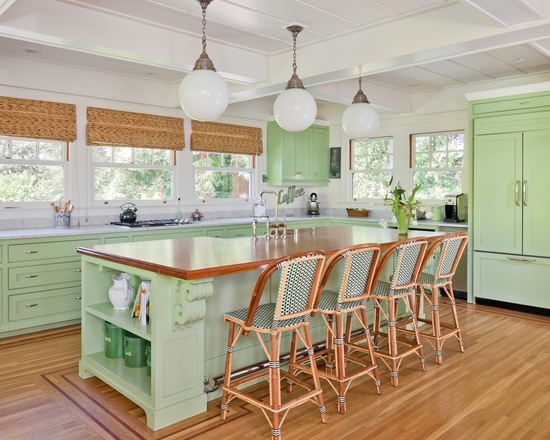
[111,219,182,228]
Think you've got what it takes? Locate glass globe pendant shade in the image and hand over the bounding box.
[178,69,229,121]
[341,102,379,139]
[273,87,317,132]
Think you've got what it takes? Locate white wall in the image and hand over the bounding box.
[2,55,550,227]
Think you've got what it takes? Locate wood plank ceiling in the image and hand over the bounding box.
[1,0,549,113]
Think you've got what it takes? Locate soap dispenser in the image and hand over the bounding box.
[175,197,184,221]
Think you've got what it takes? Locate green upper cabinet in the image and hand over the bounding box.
[266,121,329,186]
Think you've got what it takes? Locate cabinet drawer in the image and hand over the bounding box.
[474,252,550,309]
[205,228,225,238]
[131,229,204,242]
[472,94,550,115]
[9,261,82,290]
[8,287,82,322]
[474,111,550,135]
[8,238,100,263]
[225,226,253,238]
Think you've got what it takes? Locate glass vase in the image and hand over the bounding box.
[395,209,410,235]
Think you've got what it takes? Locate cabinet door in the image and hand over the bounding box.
[473,133,522,254]
[309,125,329,182]
[474,251,550,309]
[523,130,550,257]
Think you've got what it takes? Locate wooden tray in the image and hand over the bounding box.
[346,209,370,217]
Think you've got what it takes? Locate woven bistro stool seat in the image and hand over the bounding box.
[289,243,382,414]
[220,251,327,440]
[400,232,468,364]
[363,237,428,387]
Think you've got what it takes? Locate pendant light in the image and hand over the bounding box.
[273,25,317,132]
[178,0,229,121]
[341,76,379,139]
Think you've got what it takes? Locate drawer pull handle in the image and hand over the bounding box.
[25,250,39,254]
[75,296,82,300]
[507,257,536,263]
[25,303,39,308]
[75,269,82,273]
[234,233,243,237]
[24,274,38,278]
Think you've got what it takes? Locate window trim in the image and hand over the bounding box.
[193,150,254,202]
[89,145,176,206]
[349,136,394,202]
[410,129,465,201]
[0,135,69,207]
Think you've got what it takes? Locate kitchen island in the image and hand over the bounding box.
[77,225,444,430]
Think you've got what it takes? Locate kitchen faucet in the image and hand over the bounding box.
[259,190,285,237]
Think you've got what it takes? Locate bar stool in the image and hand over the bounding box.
[220,251,327,440]
[367,237,428,386]
[290,243,381,414]
[413,232,468,364]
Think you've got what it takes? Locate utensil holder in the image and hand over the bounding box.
[54,213,71,228]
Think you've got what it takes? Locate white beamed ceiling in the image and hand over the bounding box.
[1,0,550,114]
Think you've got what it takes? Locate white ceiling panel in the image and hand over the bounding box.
[1,0,550,112]
[420,60,492,84]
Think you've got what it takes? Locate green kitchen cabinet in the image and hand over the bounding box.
[470,91,550,310]
[1,236,100,335]
[266,121,329,186]
[473,130,550,257]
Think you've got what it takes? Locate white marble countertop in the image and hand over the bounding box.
[0,215,467,240]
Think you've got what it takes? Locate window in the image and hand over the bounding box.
[412,131,464,199]
[193,152,252,199]
[0,136,67,203]
[92,146,173,201]
[351,137,394,199]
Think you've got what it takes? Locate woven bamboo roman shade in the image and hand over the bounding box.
[191,120,263,155]
[0,96,76,141]
[87,107,185,150]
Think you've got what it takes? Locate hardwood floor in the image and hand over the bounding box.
[1,300,549,439]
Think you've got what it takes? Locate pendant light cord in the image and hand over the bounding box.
[201,1,208,53]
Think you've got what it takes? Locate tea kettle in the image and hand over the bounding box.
[191,209,203,221]
[119,203,137,223]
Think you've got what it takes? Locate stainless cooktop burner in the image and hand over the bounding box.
[110,219,181,228]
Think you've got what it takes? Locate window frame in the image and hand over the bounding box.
[0,135,69,207]
[410,130,465,201]
[89,145,176,206]
[350,136,394,201]
[192,151,254,202]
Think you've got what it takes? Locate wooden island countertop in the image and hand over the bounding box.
[77,225,444,280]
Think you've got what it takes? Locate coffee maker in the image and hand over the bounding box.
[444,193,466,222]
[307,193,320,215]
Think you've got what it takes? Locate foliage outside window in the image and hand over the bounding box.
[193,152,252,199]
[411,131,464,199]
[0,136,66,203]
[92,146,173,201]
[351,137,394,199]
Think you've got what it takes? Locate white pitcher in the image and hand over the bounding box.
[108,273,134,310]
